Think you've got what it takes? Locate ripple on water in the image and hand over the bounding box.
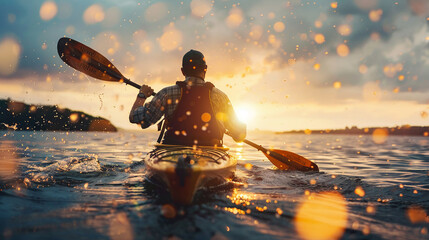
[0,130,428,240]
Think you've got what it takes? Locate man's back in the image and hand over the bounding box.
[130,77,246,144]
[129,49,246,145]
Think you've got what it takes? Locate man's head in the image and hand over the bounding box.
[181,50,207,79]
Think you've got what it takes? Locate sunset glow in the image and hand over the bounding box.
[1,0,428,132]
[235,105,255,125]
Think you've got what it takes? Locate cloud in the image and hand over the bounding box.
[1,0,429,130]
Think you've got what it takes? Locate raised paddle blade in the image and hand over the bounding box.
[57,37,125,82]
[263,149,319,172]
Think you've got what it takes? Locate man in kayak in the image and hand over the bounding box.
[129,50,246,146]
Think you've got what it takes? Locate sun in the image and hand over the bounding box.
[235,105,255,124]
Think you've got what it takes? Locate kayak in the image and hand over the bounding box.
[144,144,236,205]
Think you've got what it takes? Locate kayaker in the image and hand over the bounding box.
[129,50,246,146]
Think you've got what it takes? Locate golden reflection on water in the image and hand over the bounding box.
[227,188,255,207]
[108,212,134,240]
[0,140,20,180]
[295,192,348,240]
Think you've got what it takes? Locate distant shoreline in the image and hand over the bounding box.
[276,126,429,137]
[0,99,117,132]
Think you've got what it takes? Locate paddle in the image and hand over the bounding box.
[57,37,154,93]
[57,37,319,172]
[229,133,319,172]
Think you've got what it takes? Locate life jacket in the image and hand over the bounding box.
[161,81,223,146]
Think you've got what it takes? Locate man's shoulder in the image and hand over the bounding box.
[157,84,180,95]
[210,85,228,97]
[210,85,230,104]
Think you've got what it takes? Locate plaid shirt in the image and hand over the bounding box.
[130,77,246,140]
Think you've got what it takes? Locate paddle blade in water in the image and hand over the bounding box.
[263,149,319,172]
[57,37,125,82]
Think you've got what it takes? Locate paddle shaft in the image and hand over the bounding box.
[243,139,266,152]
[85,57,157,94]
[242,138,303,170]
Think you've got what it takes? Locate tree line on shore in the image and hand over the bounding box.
[0,99,117,132]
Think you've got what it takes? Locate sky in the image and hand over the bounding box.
[0,0,429,131]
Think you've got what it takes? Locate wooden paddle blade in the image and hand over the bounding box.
[57,37,125,82]
[263,149,319,172]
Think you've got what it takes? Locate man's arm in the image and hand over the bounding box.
[129,85,155,127]
[129,98,146,123]
[211,88,247,142]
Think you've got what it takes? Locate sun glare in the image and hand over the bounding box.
[235,105,255,124]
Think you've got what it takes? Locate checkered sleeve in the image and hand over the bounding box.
[131,85,182,129]
[131,88,167,129]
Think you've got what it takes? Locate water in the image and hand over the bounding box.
[0,130,428,240]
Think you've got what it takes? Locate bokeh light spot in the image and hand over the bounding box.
[161,204,177,219]
[158,23,183,52]
[40,1,58,21]
[337,24,352,36]
[268,34,281,48]
[407,206,428,223]
[83,4,105,24]
[336,44,350,57]
[369,9,383,22]
[366,205,376,214]
[69,113,79,123]
[226,8,243,28]
[0,38,21,76]
[333,81,342,89]
[190,0,212,18]
[354,186,365,197]
[295,192,347,240]
[359,64,368,74]
[201,112,211,122]
[372,128,389,144]
[313,63,321,70]
[244,163,253,170]
[314,34,325,44]
[273,22,285,32]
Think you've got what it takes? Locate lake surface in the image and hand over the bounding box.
[0,130,428,240]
